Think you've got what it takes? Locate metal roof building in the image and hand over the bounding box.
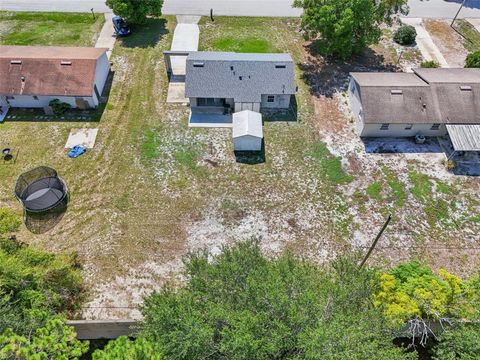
[232,110,263,151]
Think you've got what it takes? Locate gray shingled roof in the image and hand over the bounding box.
[185,52,296,103]
[350,69,480,125]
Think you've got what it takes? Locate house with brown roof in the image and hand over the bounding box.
[349,68,480,140]
[0,46,110,115]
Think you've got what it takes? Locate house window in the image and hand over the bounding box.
[267,95,275,103]
[405,124,413,130]
[380,123,390,130]
[431,123,440,130]
[33,96,39,100]
[197,98,224,107]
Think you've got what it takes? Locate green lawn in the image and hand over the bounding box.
[0,12,104,46]
[455,19,480,52]
[199,17,288,53]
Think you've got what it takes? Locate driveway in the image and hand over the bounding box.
[167,16,200,103]
[95,13,116,59]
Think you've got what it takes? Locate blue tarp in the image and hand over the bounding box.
[67,145,87,158]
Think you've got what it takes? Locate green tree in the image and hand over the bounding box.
[465,50,480,68]
[0,316,88,360]
[93,336,162,360]
[432,324,480,360]
[140,240,413,359]
[106,0,164,24]
[374,261,469,324]
[293,0,408,59]
[0,210,83,336]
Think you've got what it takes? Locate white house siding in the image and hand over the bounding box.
[234,102,260,112]
[94,53,111,96]
[233,134,262,151]
[5,95,95,109]
[360,123,447,137]
[260,94,291,109]
[348,79,365,134]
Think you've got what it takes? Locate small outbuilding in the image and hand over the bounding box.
[232,110,263,151]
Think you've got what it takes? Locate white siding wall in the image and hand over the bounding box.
[5,95,95,109]
[94,53,111,96]
[234,102,260,112]
[360,123,447,137]
[233,135,262,151]
[348,78,365,134]
[260,94,291,109]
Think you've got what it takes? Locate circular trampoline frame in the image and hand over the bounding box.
[14,166,68,213]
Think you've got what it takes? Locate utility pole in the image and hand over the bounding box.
[358,214,392,269]
[451,0,466,27]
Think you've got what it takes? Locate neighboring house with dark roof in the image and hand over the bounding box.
[0,46,110,112]
[349,68,480,139]
[185,52,296,122]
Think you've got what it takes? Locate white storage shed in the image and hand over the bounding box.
[232,110,263,151]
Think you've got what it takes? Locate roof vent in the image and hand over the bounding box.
[275,63,286,69]
[193,62,204,68]
[460,85,472,91]
[61,61,72,66]
[10,60,22,65]
[390,89,403,95]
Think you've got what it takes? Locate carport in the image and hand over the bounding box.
[446,124,480,154]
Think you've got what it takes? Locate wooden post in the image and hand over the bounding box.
[359,214,392,269]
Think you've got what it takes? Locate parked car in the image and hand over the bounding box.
[112,16,131,37]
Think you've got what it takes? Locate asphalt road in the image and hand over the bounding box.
[0,0,479,18]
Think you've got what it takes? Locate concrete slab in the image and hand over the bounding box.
[65,128,99,149]
[170,22,200,75]
[176,15,201,24]
[167,82,189,103]
[95,13,116,59]
[401,18,449,68]
[189,113,233,128]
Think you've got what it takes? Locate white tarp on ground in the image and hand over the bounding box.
[446,124,480,151]
[65,128,99,149]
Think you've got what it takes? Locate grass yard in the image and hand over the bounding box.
[0,12,104,46]
[454,19,480,52]
[0,14,479,318]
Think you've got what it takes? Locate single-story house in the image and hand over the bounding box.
[0,46,110,112]
[232,110,263,151]
[349,68,480,145]
[185,52,296,123]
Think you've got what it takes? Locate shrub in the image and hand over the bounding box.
[465,50,480,68]
[394,25,417,45]
[420,60,440,68]
[49,99,72,116]
[140,240,413,360]
[93,337,162,360]
[0,208,21,235]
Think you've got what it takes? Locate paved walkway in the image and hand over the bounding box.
[95,13,116,59]
[401,17,450,68]
[166,16,200,104]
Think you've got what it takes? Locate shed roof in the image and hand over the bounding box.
[232,110,263,138]
[446,124,480,151]
[185,52,296,103]
[0,46,108,97]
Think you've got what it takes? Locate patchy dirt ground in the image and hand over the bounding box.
[1,16,478,320]
[423,19,468,67]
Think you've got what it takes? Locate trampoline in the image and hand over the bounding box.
[14,167,68,213]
